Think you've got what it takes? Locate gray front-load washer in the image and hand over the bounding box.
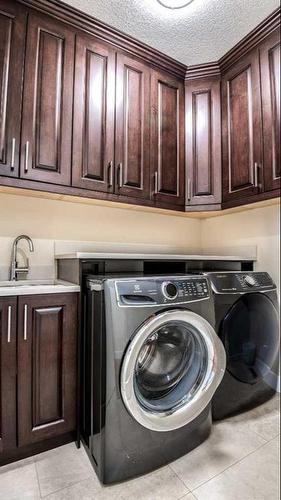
[81,275,226,484]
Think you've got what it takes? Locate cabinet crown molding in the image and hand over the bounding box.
[185,6,280,81]
[16,0,187,79]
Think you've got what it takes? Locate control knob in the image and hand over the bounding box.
[244,275,256,287]
[162,282,178,300]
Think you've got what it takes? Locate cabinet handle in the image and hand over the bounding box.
[187,178,192,202]
[154,171,158,195]
[108,161,113,187]
[254,162,260,189]
[11,138,16,170]
[117,163,123,189]
[7,305,12,343]
[23,304,28,341]
[25,141,29,173]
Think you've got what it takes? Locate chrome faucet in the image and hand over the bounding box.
[10,235,35,281]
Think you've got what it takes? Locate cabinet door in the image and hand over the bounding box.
[72,34,115,193]
[20,12,75,185]
[17,293,78,447]
[222,50,262,202]
[186,77,222,207]
[260,29,280,192]
[0,297,17,453]
[0,1,26,178]
[151,71,185,207]
[115,54,151,199]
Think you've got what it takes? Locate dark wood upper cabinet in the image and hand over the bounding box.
[0,1,26,178]
[0,297,17,453]
[20,11,75,185]
[72,34,116,193]
[185,77,222,208]
[222,49,263,202]
[115,54,151,199]
[17,293,78,447]
[259,28,280,193]
[151,70,185,206]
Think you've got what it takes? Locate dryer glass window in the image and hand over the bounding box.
[134,321,208,412]
[221,294,279,385]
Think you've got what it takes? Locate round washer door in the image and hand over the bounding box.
[120,309,226,432]
[220,293,279,385]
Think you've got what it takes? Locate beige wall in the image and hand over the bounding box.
[0,193,279,289]
[201,203,280,291]
[0,193,200,251]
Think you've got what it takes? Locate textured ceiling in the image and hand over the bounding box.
[63,0,279,65]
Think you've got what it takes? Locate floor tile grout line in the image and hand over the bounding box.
[189,436,278,494]
[167,464,192,498]
[40,474,95,499]
[169,435,265,494]
[34,460,43,499]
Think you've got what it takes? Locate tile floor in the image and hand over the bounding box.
[0,396,279,500]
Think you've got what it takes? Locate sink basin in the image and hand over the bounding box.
[0,279,80,296]
[0,280,58,288]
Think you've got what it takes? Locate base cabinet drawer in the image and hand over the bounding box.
[0,293,78,458]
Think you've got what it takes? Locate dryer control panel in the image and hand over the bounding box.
[207,272,276,294]
[115,276,210,306]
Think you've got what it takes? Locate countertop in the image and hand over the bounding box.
[0,279,80,297]
[55,252,256,261]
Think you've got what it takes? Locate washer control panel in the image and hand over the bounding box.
[115,276,210,306]
[207,272,276,294]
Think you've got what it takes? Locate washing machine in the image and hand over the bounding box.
[81,275,226,484]
[206,272,280,420]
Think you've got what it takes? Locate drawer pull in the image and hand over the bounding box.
[7,305,12,343]
[24,304,28,341]
[25,141,29,173]
[11,138,16,170]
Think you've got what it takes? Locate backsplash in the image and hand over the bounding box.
[0,236,257,281]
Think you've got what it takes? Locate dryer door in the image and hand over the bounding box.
[220,293,279,386]
[120,309,226,432]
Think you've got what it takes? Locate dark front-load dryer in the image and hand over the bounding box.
[81,275,226,484]
[206,272,280,421]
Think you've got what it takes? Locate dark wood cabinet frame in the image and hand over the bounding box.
[0,0,280,213]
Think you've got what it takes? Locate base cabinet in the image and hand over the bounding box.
[0,293,78,459]
[0,297,17,453]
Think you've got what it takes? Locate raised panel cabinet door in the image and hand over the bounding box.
[0,297,17,454]
[72,34,115,192]
[17,293,78,447]
[185,77,222,207]
[0,1,26,178]
[20,12,75,185]
[260,29,281,192]
[222,49,262,202]
[151,71,185,207]
[115,54,151,199]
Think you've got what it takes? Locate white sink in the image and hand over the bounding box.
[0,280,58,287]
[0,280,80,296]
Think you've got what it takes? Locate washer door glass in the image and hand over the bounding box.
[121,309,226,432]
[135,321,207,412]
[221,293,279,385]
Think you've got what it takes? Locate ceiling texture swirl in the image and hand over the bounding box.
[63,0,279,65]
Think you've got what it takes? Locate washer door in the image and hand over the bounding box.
[120,309,226,432]
[220,293,279,385]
